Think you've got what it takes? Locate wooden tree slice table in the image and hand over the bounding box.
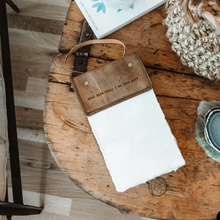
[44,2,220,219]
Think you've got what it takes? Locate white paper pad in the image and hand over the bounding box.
[88,89,185,192]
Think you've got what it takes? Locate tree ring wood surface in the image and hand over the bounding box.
[44,2,220,219]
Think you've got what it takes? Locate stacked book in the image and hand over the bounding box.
[75,0,167,39]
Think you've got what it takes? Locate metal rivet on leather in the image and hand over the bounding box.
[128,63,132,67]
[85,81,89,86]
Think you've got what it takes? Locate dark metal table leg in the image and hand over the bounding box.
[5,183,12,220]
[0,202,43,216]
[217,212,220,220]
[6,0,19,13]
[0,0,43,217]
[0,0,23,206]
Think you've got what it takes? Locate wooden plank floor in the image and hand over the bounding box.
[5,0,149,219]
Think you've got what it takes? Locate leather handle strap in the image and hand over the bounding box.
[64,39,126,73]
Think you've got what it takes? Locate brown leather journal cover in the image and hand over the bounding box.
[71,52,153,116]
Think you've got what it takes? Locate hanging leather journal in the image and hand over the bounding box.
[65,39,185,192]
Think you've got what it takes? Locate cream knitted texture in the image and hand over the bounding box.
[164,0,220,80]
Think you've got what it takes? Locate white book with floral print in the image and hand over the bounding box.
[75,0,166,39]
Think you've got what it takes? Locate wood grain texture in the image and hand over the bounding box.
[44,1,220,220]
[5,0,147,219]
[9,28,60,51]
[6,0,69,21]
[7,188,73,216]
[59,2,193,74]
[7,139,144,220]
[7,14,64,35]
[15,106,43,129]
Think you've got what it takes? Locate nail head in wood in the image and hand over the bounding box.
[148,177,167,196]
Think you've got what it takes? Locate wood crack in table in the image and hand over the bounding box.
[44,1,220,219]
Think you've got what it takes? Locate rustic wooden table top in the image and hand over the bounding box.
[44,1,220,219]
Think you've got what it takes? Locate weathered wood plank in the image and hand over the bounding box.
[12,198,144,220]
[5,1,143,220]
[9,29,60,83]
[9,0,218,218]
[6,1,69,21]
[44,68,220,219]
[25,77,48,95]
[7,14,64,35]
[59,2,194,75]
[44,1,220,218]
[15,106,43,129]
[7,0,71,9]
[44,76,220,219]
[9,28,60,50]
[12,73,27,91]
[7,139,88,198]
[17,127,46,143]
[49,53,220,101]
[7,139,144,220]
[10,45,56,79]
[14,90,45,110]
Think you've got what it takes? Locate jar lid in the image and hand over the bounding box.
[204,108,220,152]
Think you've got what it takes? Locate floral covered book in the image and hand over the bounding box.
[75,0,166,39]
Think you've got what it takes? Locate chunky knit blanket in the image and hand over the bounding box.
[164,0,220,80]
